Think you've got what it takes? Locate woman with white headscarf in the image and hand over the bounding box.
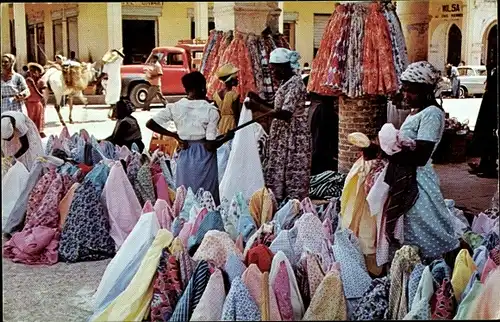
[389,61,459,260]
[247,48,311,202]
[1,54,30,113]
[1,111,44,171]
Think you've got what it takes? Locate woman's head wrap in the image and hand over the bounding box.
[400,61,444,98]
[3,54,16,70]
[400,61,441,87]
[269,48,301,70]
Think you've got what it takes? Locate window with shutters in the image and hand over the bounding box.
[53,19,63,56]
[313,14,330,58]
[283,22,296,50]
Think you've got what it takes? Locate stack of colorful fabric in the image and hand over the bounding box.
[2,125,499,320]
[308,2,408,97]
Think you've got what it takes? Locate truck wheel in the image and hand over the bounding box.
[129,83,149,109]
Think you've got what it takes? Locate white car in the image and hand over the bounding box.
[442,65,487,98]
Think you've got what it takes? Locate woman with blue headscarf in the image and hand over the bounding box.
[247,48,311,202]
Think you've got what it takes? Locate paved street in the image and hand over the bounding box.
[2,97,495,322]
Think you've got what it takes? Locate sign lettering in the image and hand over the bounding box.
[442,4,461,13]
[122,2,163,7]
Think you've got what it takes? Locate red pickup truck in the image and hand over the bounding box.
[120,43,205,109]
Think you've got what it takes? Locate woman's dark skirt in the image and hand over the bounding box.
[176,140,220,205]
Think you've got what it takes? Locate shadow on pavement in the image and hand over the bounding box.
[45,120,108,128]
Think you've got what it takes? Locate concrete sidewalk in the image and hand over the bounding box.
[46,94,184,108]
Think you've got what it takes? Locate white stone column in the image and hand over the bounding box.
[61,7,68,57]
[213,2,280,34]
[278,1,284,33]
[194,2,209,40]
[1,3,11,55]
[396,0,431,63]
[13,3,27,69]
[44,7,54,61]
[107,3,123,50]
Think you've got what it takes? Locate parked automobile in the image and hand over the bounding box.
[441,65,487,98]
[120,42,205,109]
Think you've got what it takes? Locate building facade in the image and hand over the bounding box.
[1,1,497,71]
[427,0,497,70]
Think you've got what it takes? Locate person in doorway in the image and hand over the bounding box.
[447,63,461,98]
[247,48,311,202]
[468,59,498,178]
[146,71,233,205]
[25,63,47,138]
[389,61,459,260]
[142,54,167,111]
[1,54,30,114]
[101,48,125,120]
[102,98,144,152]
[69,51,80,63]
[213,63,241,135]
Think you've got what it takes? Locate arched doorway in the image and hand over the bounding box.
[447,24,462,66]
[487,24,497,65]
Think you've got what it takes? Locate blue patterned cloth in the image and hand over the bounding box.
[169,260,210,322]
[481,231,500,251]
[332,229,372,299]
[399,106,460,259]
[221,276,261,321]
[188,210,225,253]
[270,227,298,266]
[224,253,247,284]
[408,263,426,308]
[472,246,489,274]
[429,259,451,287]
[352,276,391,320]
[460,270,480,302]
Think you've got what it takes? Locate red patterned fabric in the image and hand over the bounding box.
[324,6,351,90]
[245,244,274,272]
[24,171,73,230]
[307,8,342,96]
[431,278,456,320]
[150,249,183,321]
[362,3,398,95]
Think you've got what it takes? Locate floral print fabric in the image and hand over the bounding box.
[265,75,311,201]
[59,170,116,262]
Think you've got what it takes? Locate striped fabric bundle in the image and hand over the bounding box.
[309,171,347,200]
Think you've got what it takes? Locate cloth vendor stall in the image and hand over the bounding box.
[1,124,499,320]
[307,1,409,173]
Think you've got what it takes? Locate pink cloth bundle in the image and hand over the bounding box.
[3,226,59,265]
[378,123,416,155]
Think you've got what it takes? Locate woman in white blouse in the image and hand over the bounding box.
[146,71,233,205]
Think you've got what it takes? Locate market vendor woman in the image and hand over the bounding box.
[146,71,233,205]
[247,48,311,202]
[391,61,459,259]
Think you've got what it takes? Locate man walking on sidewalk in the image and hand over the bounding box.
[142,54,167,111]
